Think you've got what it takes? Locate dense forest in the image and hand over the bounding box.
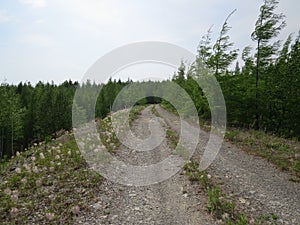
[0,0,299,161]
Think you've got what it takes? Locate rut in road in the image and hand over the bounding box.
[77,106,215,225]
[77,105,300,224]
[155,105,300,225]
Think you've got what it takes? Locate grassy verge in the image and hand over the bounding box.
[159,102,179,116]
[225,128,300,179]
[98,115,121,153]
[184,161,249,225]
[0,134,102,224]
[128,105,146,124]
[159,103,300,179]
[184,161,280,225]
[97,105,146,153]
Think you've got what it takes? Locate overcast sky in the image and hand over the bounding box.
[0,0,299,84]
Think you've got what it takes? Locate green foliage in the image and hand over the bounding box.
[207,187,222,213]
[211,9,239,75]
[0,134,102,224]
[225,128,300,177]
[184,161,249,224]
[256,213,280,224]
[166,129,178,148]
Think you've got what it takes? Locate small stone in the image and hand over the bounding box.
[129,193,137,197]
[239,197,247,204]
[222,213,229,220]
[111,215,118,220]
[92,202,102,210]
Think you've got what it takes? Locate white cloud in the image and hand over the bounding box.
[19,0,47,8]
[0,9,12,23]
[33,19,44,24]
[21,33,57,48]
[54,0,120,26]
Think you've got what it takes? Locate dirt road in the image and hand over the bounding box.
[77,106,215,225]
[155,105,300,225]
[77,105,300,224]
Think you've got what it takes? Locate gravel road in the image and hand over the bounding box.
[155,105,300,225]
[77,105,299,224]
[76,106,216,225]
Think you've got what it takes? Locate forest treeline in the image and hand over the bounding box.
[0,0,299,160]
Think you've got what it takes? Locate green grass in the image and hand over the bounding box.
[166,129,179,148]
[129,105,146,124]
[0,134,102,224]
[225,128,300,178]
[159,102,179,116]
[98,115,121,153]
[0,107,145,223]
[151,105,160,117]
[97,105,146,153]
[184,161,250,225]
[184,160,282,225]
[160,102,300,177]
[255,213,279,225]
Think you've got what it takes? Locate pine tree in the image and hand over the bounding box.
[197,25,213,66]
[211,9,239,75]
[251,0,286,129]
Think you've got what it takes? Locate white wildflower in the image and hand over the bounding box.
[48,194,55,200]
[10,207,19,217]
[39,152,45,159]
[4,188,11,195]
[32,166,39,173]
[35,179,42,186]
[15,167,21,174]
[45,212,55,220]
[23,164,31,172]
[11,190,18,202]
[21,178,27,184]
[71,205,80,214]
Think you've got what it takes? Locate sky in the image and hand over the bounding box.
[0,0,299,84]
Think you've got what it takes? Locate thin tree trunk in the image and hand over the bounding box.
[11,116,14,156]
[255,40,260,129]
[0,128,3,162]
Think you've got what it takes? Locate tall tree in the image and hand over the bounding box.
[211,9,239,75]
[197,25,213,66]
[251,0,286,128]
